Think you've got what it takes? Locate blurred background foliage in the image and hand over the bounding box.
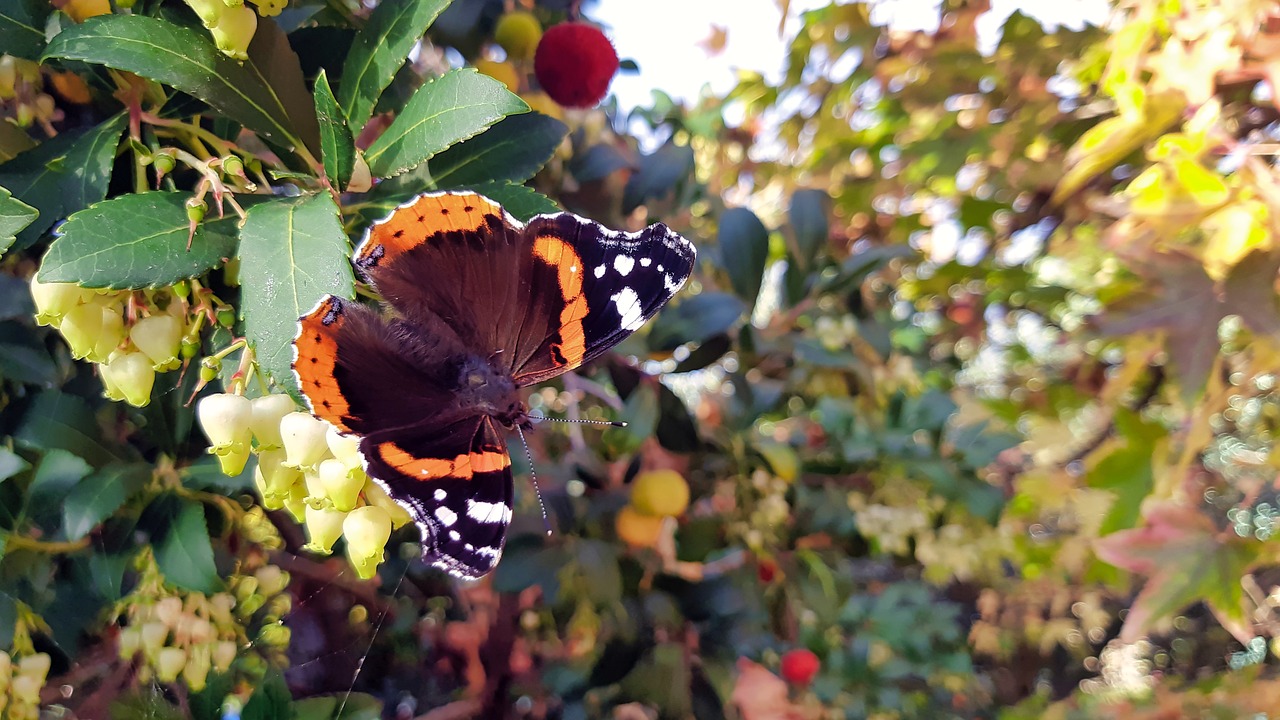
[4,0,1280,718]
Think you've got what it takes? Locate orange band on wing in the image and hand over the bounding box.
[293,296,353,432]
[356,192,506,269]
[378,443,511,480]
[531,235,588,367]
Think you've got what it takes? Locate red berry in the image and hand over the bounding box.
[533,22,619,108]
[779,648,820,686]
[757,558,778,583]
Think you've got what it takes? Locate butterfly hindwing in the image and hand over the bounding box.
[362,416,513,580]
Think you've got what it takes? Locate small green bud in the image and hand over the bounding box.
[153,152,176,175]
[216,307,236,328]
[221,154,244,176]
[186,197,206,224]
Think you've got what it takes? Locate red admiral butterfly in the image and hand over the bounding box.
[291,191,696,579]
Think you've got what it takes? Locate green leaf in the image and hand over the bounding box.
[469,181,559,221]
[622,142,695,213]
[315,69,355,191]
[364,68,529,179]
[429,112,569,187]
[646,292,746,352]
[0,119,36,163]
[0,184,37,254]
[603,382,660,455]
[153,500,219,594]
[0,447,29,482]
[14,391,119,466]
[63,463,150,541]
[244,16,322,157]
[0,113,125,251]
[336,0,454,132]
[717,207,769,309]
[44,15,309,152]
[38,192,259,289]
[29,448,93,508]
[0,0,50,61]
[0,341,56,387]
[789,188,829,269]
[239,193,354,394]
[241,671,293,720]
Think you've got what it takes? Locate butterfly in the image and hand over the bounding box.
[291,191,696,579]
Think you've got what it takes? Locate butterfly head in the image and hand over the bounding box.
[455,354,530,430]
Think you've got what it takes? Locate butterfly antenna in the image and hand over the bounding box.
[529,412,628,428]
[515,424,553,536]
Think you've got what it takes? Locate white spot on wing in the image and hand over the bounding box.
[474,546,501,559]
[450,530,460,541]
[614,255,635,276]
[466,499,512,524]
[594,264,606,279]
[640,257,652,267]
[611,287,645,331]
[435,506,458,527]
[434,489,447,501]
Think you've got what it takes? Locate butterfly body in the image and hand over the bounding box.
[291,191,695,579]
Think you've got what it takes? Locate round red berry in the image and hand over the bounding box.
[533,22,619,108]
[779,648,820,685]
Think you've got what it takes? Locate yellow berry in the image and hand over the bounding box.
[475,58,520,93]
[615,505,664,548]
[629,470,691,517]
[521,91,564,120]
[495,11,543,62]
[64,0,111,21]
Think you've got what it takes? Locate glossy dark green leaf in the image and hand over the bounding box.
[0,448,28,483]
[241,671,292,720]
[63,463,151,541]
[0,341,55,387]
[469,181,559,221]
[239,193,354,394]
[364,68,528,179]
[429,112,568,187]
[0,184,37,255]
[14,391,118,466]
[0,0,50,61]
[570,143,633,183]
[0,113,125,250]
[788,188,829,269]
[622,142,695,213]
[244,16,322,157]
[38,192,258,289]
[718,207,769,308]
[0,119,36,164]
[154,500,219,594]
[336,0,453,131]
[44,16,309,151]
[28,448,92,507]
[646,292,746,352]
[314,70,355,190]
[603,382,660,455]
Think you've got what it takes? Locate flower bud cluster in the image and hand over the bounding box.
[0,651,52,720]
[0,56,68,133]
[814,314,858,351]
[196,395,411,580]
[117,558,291,691]
[32,277,195,408]
[183,0,282,60]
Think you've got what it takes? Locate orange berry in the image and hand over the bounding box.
[615,505,664,548]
